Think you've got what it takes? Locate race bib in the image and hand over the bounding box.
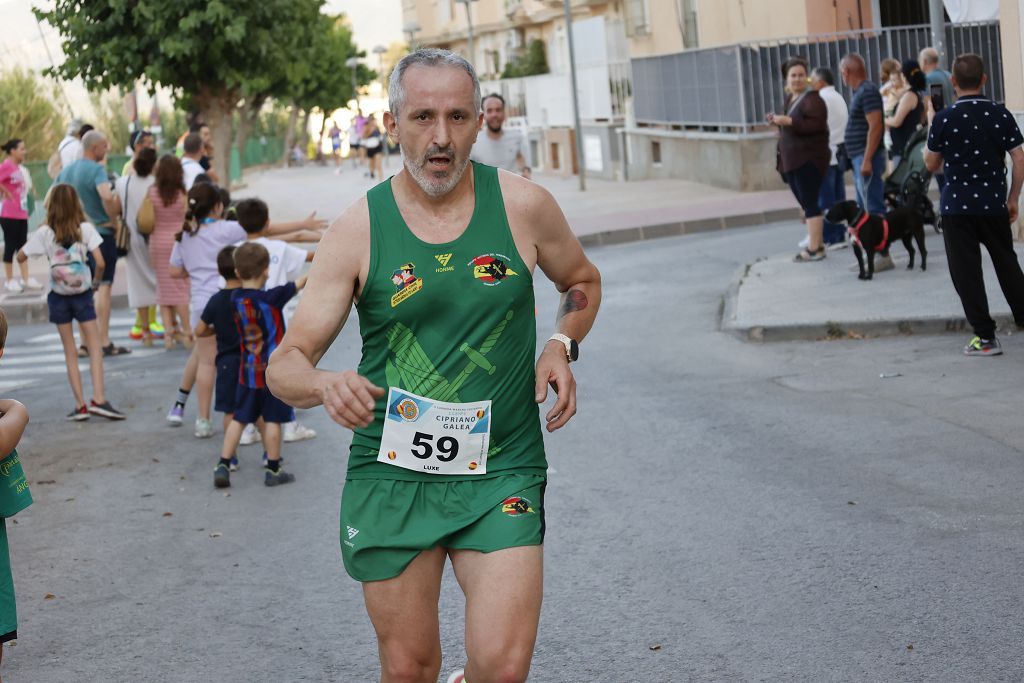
[378,388,491,475]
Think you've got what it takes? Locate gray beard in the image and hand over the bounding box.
[403,151,472,198]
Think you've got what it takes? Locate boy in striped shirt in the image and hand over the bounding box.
[214,242,306,488]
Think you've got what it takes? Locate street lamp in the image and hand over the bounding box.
[403,20,421,48]
[346,56,361,112]
[373,45,387,79]
[455,0,478,67]
[563,0,585,191]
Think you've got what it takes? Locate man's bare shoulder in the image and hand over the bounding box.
[320,196,370,255]
[496,169,558,221]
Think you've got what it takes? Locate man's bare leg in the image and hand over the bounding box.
[363,546,447,683]
[451,546,543,683]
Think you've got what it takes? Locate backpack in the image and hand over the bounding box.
[47,139,74,179]
[50,236,92,295]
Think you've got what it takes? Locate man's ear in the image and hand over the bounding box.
[384,111,398,143]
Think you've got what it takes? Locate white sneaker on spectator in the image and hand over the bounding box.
[24,277,43,289]
[4,280,22,293]
[283,421,316,443]
[797,235,810,249]
[239,423,261,446]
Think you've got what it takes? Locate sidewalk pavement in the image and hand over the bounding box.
[722,233,1024,342]
[4,162,1019,344]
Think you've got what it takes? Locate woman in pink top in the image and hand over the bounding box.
[0,139,40,292]
[149,155,192,349]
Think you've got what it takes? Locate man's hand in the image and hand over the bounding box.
[318,370,385,430]
[535,342,576,433]
[860,156,873,178]
[1009,194,1020,223]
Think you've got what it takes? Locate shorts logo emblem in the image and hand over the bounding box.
[390,262,423,307]
[501,496,535,516]
[346,526,360,540]
[469,253,517,286]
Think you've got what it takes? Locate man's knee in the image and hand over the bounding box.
[466,646,533,683]
[380,642,441,683]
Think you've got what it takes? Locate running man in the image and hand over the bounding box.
[267,48,601,682]
[470,93,531,178]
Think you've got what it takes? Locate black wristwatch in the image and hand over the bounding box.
[548,334,579,362]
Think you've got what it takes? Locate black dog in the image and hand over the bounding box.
[825,200,927,280]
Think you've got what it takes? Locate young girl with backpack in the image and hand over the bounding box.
[17,184,125,420]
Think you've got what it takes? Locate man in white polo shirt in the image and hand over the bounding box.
[181,133,206,190]
[471,93,531,178]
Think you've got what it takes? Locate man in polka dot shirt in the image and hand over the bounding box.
[925,53,1024,356]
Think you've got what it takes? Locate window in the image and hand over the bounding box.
[624,0,651,37]
[651,140,662,165]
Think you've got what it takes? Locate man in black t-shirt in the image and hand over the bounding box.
[925,53,1024,356]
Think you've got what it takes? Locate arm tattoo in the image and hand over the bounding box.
[557,288,588,322]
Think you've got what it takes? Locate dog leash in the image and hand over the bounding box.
[848,210,889,252]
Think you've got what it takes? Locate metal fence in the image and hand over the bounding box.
[632,21,1003,131]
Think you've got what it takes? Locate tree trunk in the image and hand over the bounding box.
[195,85,235,188]
[283,105,301,161]
[234,96,265,178]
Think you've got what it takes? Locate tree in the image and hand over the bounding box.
[36,0,324,184]
[285,12,373,152]
[0,68,66,161]
[501,39,550,79]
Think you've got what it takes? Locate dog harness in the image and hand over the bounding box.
[848,210,889,252]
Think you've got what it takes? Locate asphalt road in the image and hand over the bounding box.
[3,219,1024,682]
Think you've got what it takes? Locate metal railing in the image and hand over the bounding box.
[632,21,1003,131]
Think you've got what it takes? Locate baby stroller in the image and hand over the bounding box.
[884,127,941,233]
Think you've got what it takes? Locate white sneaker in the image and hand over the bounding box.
[24,277,43,290]
[797,235,810,249]
[239,423,261,446]
[283,421,316,443]
[194,417,214,438]
[445,670,465,683]
[3,280,22,293]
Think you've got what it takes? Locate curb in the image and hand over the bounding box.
[577,208,802,248]
[720,260,1018,342]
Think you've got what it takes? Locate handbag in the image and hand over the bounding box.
[137,194,155,236]
[114,213,130,256]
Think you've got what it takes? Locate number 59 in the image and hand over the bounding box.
[411,432,460,462]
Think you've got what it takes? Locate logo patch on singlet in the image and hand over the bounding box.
[390,262,423,307]
[469,253,517,286]
[435,253,455,273]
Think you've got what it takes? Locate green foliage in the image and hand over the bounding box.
[89,91,131,153]
[501,39,549,79]
[35,0,324,99]
[255,105,292,138]
[288,13,372,113]
[0,68,67,161]
[159,108,190,150]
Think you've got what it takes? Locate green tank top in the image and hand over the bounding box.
[348,162,547,481]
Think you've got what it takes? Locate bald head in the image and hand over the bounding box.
[919,47,940,72]
[81,130,108,161]
[840,53,867,88]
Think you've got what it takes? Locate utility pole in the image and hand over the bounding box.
[928,0,946,68]
[564,0,586,191]
[457,0,478,67]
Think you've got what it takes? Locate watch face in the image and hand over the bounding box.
[569,339,579,361]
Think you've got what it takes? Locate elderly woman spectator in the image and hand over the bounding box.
[114,147,160,346]
[769,57,831,262]
[885,59,926,165]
